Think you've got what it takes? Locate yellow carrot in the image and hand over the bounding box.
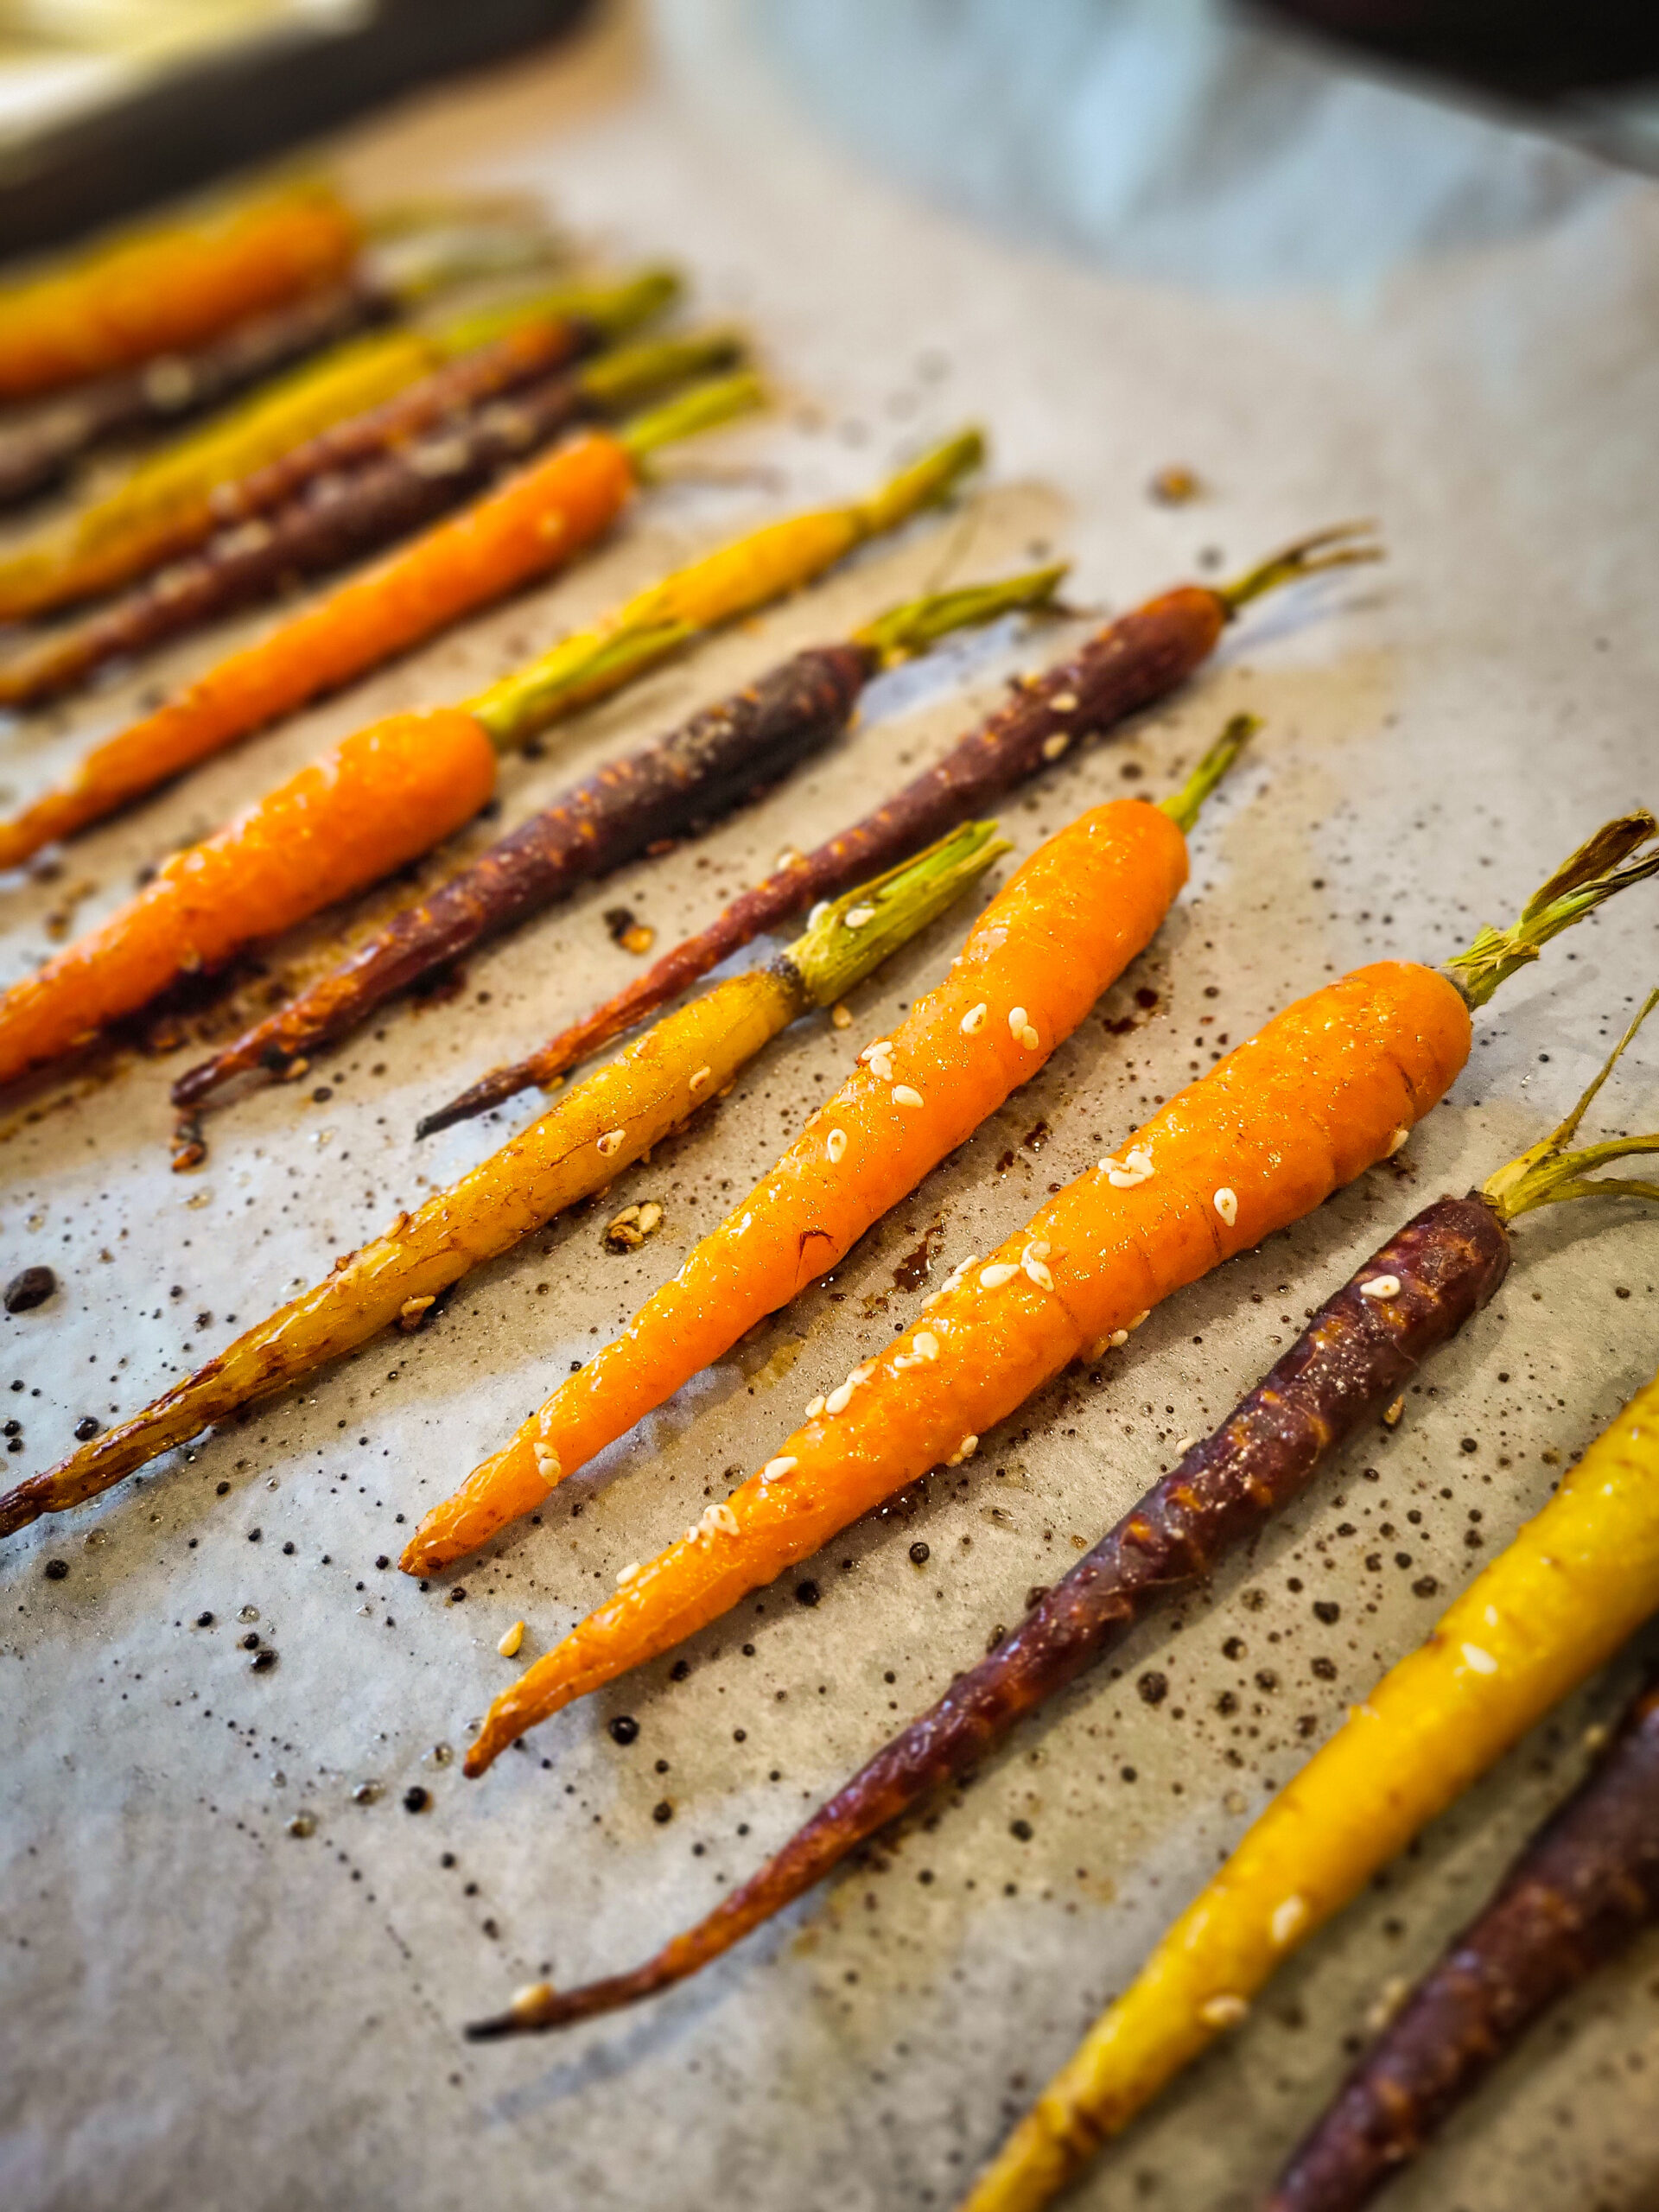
[963,1363,1659,2212]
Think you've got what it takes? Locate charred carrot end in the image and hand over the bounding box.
[0,182,361,398]
[961,1365,1659,2212]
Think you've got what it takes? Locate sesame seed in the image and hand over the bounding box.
[761,1456,798,1483]
[1049,691,1078,712]
[1020,1023,1040,1050]
[893,1084,925,1109]
[826,1128,848,1164]
[912,1331,940,1361]
[1360,1275,1402,1300]
[960,1002,988,1035]
[1041,733,1069,761]
[1387,1124,1410,1154]
[1108,1328,1129,1348]
[824,1382,855,1414]
[859,1039,893,1064]
[1129,1309,1150,1328]
[979,1262,1019,1289]
[830,1001,852,1029]
[688,1066,713,1092]
[843,905,875,929]
[1023,1258,1054,1292]
[1270,1896,1307,1946]
[1460,1643,1498,1675]
[498,1620,525,1658]
[1383,1395,1405,1426]
[1026,1239,1050,1261]
[945,1434,979,1466]
[1213,1186,1238,1226]
[532,1444,561,1481]
[1199,1994,1249,2030]
[595,1128,626,1156]
[616,1560,643,1586]
[1008,1006,1027,1037]
[805,1395,826,1419]
[1175,1436,1195,1453]
[808,900,832,926]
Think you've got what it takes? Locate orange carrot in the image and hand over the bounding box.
[461,813,1659,1772]
[0,183,361,399]
[0,710,495,1086]
[406,718,1256,1574]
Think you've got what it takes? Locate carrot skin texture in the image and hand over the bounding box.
[437,586,1226,1126]
[171,645,874,1102]
[484,1193,1510,2028]
[0,428,633,873]
[965,1367,1659,2212]
[0,188,360,400]
[1268,1672,1659,2212]
[0,340,602,711]
[0,709,496,1086]
[0,277,384,510]
[0,968,796,1539]
[464,961,1472,1770]
[412,798,1192,1573]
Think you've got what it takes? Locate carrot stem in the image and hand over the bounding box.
[850,564,1069,664]
[1216,521,1382,614]
[1157,712,1260,834]
[614,371,765,461]
[1482,985,1659,1219]
[1446,811,1659,1009]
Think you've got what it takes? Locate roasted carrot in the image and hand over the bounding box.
[0,827,1006,1541]
[1267,1665,1659,2212]
[460,814,1659,1775]
[0,268,674,620]
[0,326,738,710]
[422,524,1380,1135]
[0,421,974,874]
[962,1360,1659,2212]
[0,278,385,512]
[0,181,360,400]
[407,715,1255,1575]
[173,566,1069,1107]
[469,993,1659,2038]
[0,378,761,1081]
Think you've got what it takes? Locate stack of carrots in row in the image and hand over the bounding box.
[4,175,1658,2212]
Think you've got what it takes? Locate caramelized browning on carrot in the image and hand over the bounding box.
[463,961,1471,1771]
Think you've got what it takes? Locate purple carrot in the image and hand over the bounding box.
[168,567,1068,1109]
[467,997,1659,2041]
[423,524,1381,1135]
[1266,1666,1659,2211]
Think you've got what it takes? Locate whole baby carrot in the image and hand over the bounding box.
[0,827,1006,1541]
[0,378,761,1082]
[460,815,1659,1774]
[172,566,1069,1107]
[0,421,976,874]
[407,715,1255,1575]
[0,268,673,620]
[962,1362,1659,2212]
[471,989,1659,2037]
[0,181,361,400]
[421,525,1379,1135]
[0,326,736,711]
[1267,1665,1659,2212]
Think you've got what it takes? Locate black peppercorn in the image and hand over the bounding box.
[608,1714,640,1745]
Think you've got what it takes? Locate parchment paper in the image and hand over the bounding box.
[3,4,1658,2209]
